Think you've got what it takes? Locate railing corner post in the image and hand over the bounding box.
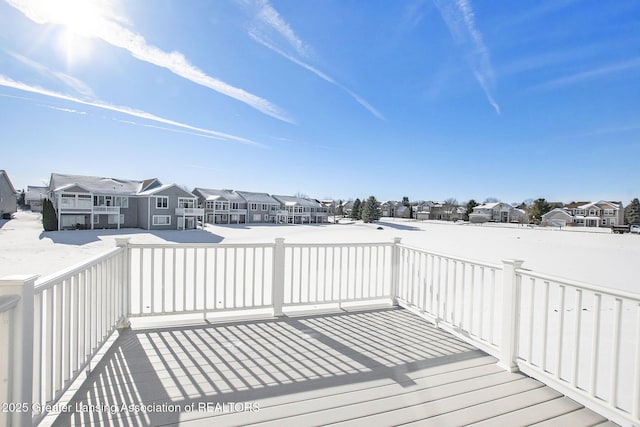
[273,238,286,317]
[391,237,402,304]
[0,274,39,426]
[499,259,524,372]
[115,238,131,329]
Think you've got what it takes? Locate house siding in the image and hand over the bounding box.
[0,172,17,215]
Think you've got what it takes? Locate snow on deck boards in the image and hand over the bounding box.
[51,308,611,427]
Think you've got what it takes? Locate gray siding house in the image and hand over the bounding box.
[235,191,281,223]
[0,170,17,217]
[48,173,202,230]
[193,188,248,224]
[272,195,329,224]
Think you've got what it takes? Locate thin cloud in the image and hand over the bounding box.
[0,74,261,146]
[247,0,311,58]
[43,105,87,115]
[248,28,385,120]
[530,58,640,91]
[433,0,500,114]
[6,51,95,98]
[5,0,294,124]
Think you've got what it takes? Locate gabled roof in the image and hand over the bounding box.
[193,188,245,203]
[0,170,17,194]
[137,183,195,198]
[273,195,322,208]
[49,173,149,195]
[235,190,279,204]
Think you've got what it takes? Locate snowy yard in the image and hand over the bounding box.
[0,211,638,293]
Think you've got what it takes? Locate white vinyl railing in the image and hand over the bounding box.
[1,237,639,426]
[0,295,21,427]
[514,269,640,426]
[394,244,503,357]
[128,242,274,316]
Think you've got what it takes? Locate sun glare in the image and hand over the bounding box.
[31,0,112,66]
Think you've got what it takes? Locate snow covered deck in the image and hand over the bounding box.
[49,308,611,427]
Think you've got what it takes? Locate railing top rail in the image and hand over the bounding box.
[0,295,20,313]
[397,243,502,270]
[284,241,395,248]
[34,247,123,293]
[516,268,640,302]
[127,242,275,249]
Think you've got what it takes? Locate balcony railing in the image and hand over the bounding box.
[92,206,121,214]
[175,207,205,216]
[0,238,638,426]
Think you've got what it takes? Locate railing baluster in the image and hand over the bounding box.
[633,303,640,420]
[489,268,496,345]
[528,277,535,362]
[572,289,583,387]
[162,247,166,313]
[460,262,466,329]
[556,285,566,378]
[150,248,155,314]
[541,280,550,372]
[610,297,623,407]
[590,293,602,396]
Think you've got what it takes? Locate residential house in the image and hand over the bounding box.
[429,202,460,221]
[0,170,17,218]
[25,185,48,212]
[469,202,519,223]
[380,201,398,217]
[414,201,434,220]
[193,188,248,224]
[541,208,574,227]
[272,195,329,224]
[235,191,281,223]
[48,173,202,230]
[566,201,624,228]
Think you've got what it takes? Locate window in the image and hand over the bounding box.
[604,209,614,216]
[250,203,258,211]
[114,197,128,208]
[231,203,239,209]
[264,214,269,221]
[589,209,596,216]
[262,204,268,211]
[178,198,195,208]
[152,215,171,225]
[206,201,215,209]
[93,215,100,224]
[156,196,168,209]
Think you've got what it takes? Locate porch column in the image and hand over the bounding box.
[0,274,38,427]
[114,238,131,329]
[499,259,524,372]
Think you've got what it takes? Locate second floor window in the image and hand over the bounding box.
[156,196,168,209]
[178,198,195,208]
[250,203,258,211]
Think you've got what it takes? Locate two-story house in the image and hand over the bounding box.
[235,191,281,223]
[272,195,329,224]
[566,201,624,228]
[193,188,248,224]
[25,185,48,212]
[469,202,519,223]
[48,173,201,230]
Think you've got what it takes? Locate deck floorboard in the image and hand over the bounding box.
[49,307,613,427]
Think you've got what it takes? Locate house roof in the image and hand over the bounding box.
[235,190,279,204]
[273,195,322,208]
[193,188,246,203]
[49,173,148,195]
[137,183,195,197]
[0,170,17,194]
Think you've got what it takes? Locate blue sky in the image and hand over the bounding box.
[1,0,639,204]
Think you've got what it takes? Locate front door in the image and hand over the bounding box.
[178,217,195,230]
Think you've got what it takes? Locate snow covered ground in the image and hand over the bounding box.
[1,211,638,293]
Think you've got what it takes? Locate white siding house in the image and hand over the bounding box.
[0,170,17,218]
